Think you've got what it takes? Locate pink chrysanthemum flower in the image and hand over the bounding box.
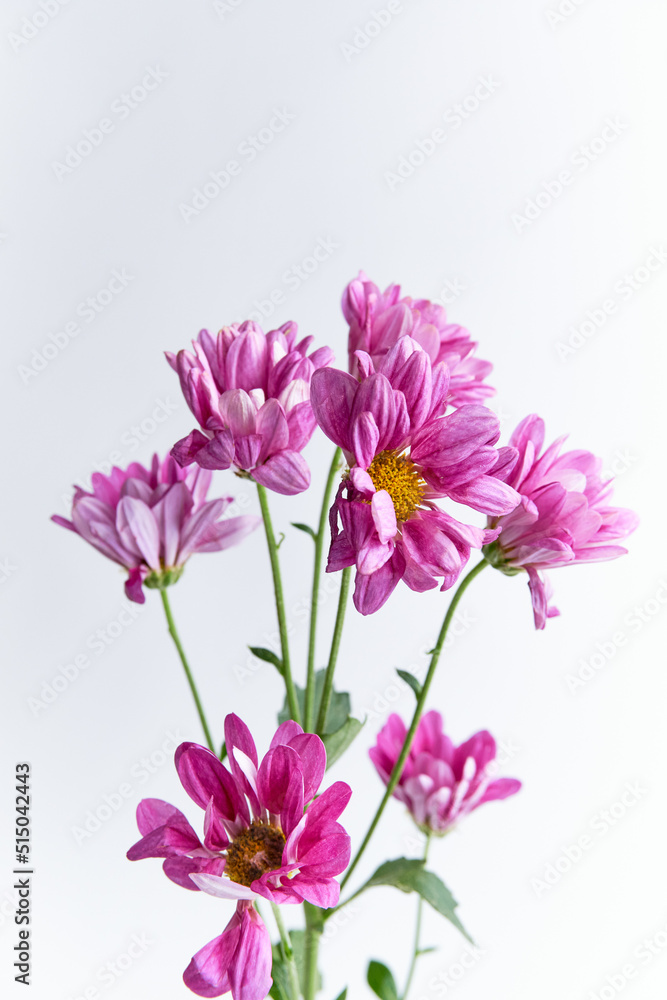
[167,320,334,495]
[310,339,520,614]
[128,714,352,1000]
[484,415,639,629]
[343,271,494,410]
[52,454,259,603]
[370,711,521,835]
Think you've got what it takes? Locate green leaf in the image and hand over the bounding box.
[396,668,422,699]
[278,670,350,735]
[276,532,286,550]
[269,945,291,1000]
[362,858,473,943]
[249,646,284,675]
[367,960,399,1000]
[291,521,318,543]
[322,716,364,769]
[290,930,322,995]
[333,990,348,1000]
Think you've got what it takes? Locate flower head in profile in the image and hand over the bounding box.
[310,339,520,614]
[370,711,521,835]
[127,714,351,999]
[343,271,494,410]
[483,415,639,628]
[52,454,259,603]
[167,320,334,495]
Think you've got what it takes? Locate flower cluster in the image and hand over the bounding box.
[128,715,351,999]
[167,320,334,495]
[311,338,520,613]
[52,454,260,603]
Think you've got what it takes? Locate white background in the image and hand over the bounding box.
[2,1,666,998]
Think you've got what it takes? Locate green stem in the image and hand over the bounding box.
[304,447,343,732]
[256,483,301,725]
[303,902,322,1000]
[401,834,431,1000]
[159,588,215,754]
[339,558,487,891]
[315,566,351,737]
[271,903,301,1000]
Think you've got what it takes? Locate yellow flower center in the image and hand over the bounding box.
[225,821,286,887]
[367,451,426,523]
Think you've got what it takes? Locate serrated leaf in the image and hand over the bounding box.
[249,646,284,675]
[396,668,422,699]
[367,960,399,1000]
[291,930,322,995]
[278,670,350,735]
[362,858,473,943]
[322,716,364,769]
[291,521,318,542]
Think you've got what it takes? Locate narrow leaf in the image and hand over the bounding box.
[333,990,348,1000]
[249,646,284,675]
[291,521,318,542]
[367,960,399,1000]
[291,930,322,994]
[396,668,422,699]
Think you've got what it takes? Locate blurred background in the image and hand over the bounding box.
[1,0,666,997]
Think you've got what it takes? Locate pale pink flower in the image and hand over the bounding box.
[52,454,259,603]
[484,415,639,628]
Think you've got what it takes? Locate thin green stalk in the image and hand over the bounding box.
[271,903,301,1000]
[315,566,351,736]
[303,902,323,1000]
[339,559,488,891]
[256,483,301,725]
[304,447,343,732]
[401,834,431,1000]
[159,588,215,754]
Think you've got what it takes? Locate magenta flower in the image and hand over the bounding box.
[127,714,352,999]
[484,415,639,629]
[343,272,494,410]
[167,320,334,495]
[52,454,259,604]
[310,339,520,614]
[370,711,521,835]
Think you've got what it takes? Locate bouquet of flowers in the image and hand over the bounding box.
[53,272,637,1000]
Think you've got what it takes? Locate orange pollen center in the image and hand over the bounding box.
[367,451,426,522]
[225,822,286,887]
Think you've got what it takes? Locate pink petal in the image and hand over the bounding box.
[252,451,310,495]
